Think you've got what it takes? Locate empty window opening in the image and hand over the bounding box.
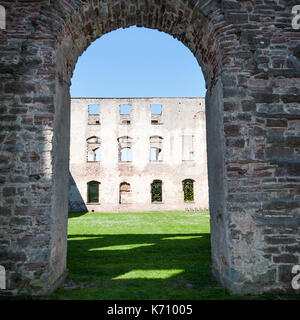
[93,148,100,161]
[183,179,194,202]
[151,104,162,125]
[150,147,161,161]
[189,152,195,161]
[118,136,133,162]
[88,104,100,115]
[151,104,162,115]
[150,136,163,161]
[87,136,101,162]
[120,147,132,162]
[88,105,100,125]
[87,181,100,203]
[120,104,131,115]
[119,182,131,204]
[182,135,194,161]
[121,120,131,125]
[151,180,162,203]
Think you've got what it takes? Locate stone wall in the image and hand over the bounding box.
[69,97,209,212]
[0,0,299,295]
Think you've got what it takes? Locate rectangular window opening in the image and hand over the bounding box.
[151,104,162,115]
[88,104,100,115]
[151,180,162,203]
[88,182,99,203]
[150,147,161,161]
[182,135,195,161]
[120,147,132,162]
[183,180,194,202]
[120,104,131,115]
[94,148,100,162]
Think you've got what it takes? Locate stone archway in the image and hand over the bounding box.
[0,1,299,296]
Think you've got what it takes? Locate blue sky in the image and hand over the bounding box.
[70,26,206,98]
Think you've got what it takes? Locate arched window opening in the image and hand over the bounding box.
[119,182,131,204]
[87,136,101,144]
[87,181,100,203]
[151,180,162,203]
[183,179,194,202]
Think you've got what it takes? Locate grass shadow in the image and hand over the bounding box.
[68,212,89,219]
[49,211,300,300]
[56,233,229,299]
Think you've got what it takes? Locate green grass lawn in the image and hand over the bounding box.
[47,211,299,300]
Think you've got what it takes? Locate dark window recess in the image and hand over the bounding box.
[87,181,99,203]
[88,115,100,125]
[151,180,162,202]
[183,179,194,202]
[151,120,159,125]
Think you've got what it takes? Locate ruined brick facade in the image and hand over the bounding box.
[69,97,209,213]
[0,0,299,296]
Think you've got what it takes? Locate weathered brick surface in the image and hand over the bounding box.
[0,0,299,296]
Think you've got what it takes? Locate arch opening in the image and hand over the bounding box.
[52,1,228,296]
[119,182,132,204]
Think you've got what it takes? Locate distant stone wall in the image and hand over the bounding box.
[69,97,209,212]
[0,0,299,296]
